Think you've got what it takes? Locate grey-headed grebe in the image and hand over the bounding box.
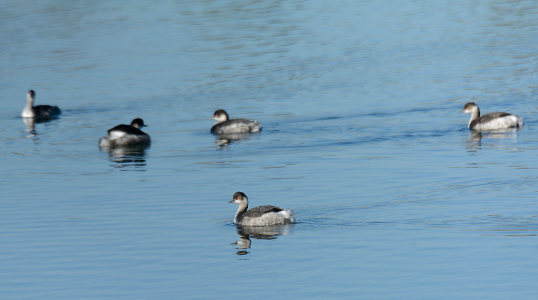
[229,192,294,226]
[462,102,523,131]
[99,118,151,148]
[21,90,61,119]
[211,109,261,135]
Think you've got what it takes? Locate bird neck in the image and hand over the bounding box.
[468,108,480,128]
[234,202,248,223]
[27,94,34,106]
[22,96,35,117]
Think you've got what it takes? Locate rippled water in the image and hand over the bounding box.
[2,0,538,299]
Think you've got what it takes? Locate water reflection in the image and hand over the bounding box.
[215,133,258,148]
[101,145,149,170]
[232,224,293,255]
[21,117,37,136]
[466,129,520,150]
[22,117,61,141]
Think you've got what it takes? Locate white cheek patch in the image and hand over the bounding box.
[214,115,227,122]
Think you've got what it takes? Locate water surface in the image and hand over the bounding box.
[1,0,538,299]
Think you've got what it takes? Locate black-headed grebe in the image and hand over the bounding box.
[99,118,151,148]
[228,192,294,226]
[462,102,523,131]
[21,90,61,119]
[211,109,261,135]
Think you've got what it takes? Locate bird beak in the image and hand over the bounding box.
[228,199,235,203]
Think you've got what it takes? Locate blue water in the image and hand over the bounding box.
[2,0,538,299]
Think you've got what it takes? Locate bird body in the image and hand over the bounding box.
[211,110,261,135]
[99,118,150,148]
[462,102,522,131]
[229,192,294,226]
[21,90,61,120]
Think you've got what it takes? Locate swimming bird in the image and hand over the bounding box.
[99,118,151,148]
[211,109,261,135]
[21,90,61,120]
[228,192,294,226]
[462,102,523,131]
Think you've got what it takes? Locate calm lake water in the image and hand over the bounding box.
[2,0,538,299]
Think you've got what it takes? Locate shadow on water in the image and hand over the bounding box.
[232,224,293,256]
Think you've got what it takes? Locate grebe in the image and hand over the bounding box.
[99,118,151,148]
[211,109,261,135]
[228,192,294,226]
[21,90,61,119]
[462,102,523,131]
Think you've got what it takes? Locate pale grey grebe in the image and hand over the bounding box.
[21,90,61,119]
[99,118,151,148]
[462,102,523,131]
[211,109,261,135]
[229,192,294,226]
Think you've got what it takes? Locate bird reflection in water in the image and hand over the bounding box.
[232,224,293,256]
[100,144,149,170]
[215,133,257,148]
[22,117,60,141]
[22,117,37,137]
[466,128,519,150]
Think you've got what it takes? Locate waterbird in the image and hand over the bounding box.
[462,102,523,131]
[21,90,61,120]
[211,109,261,135]
[99,118,151,148]
[228,192,294,226]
